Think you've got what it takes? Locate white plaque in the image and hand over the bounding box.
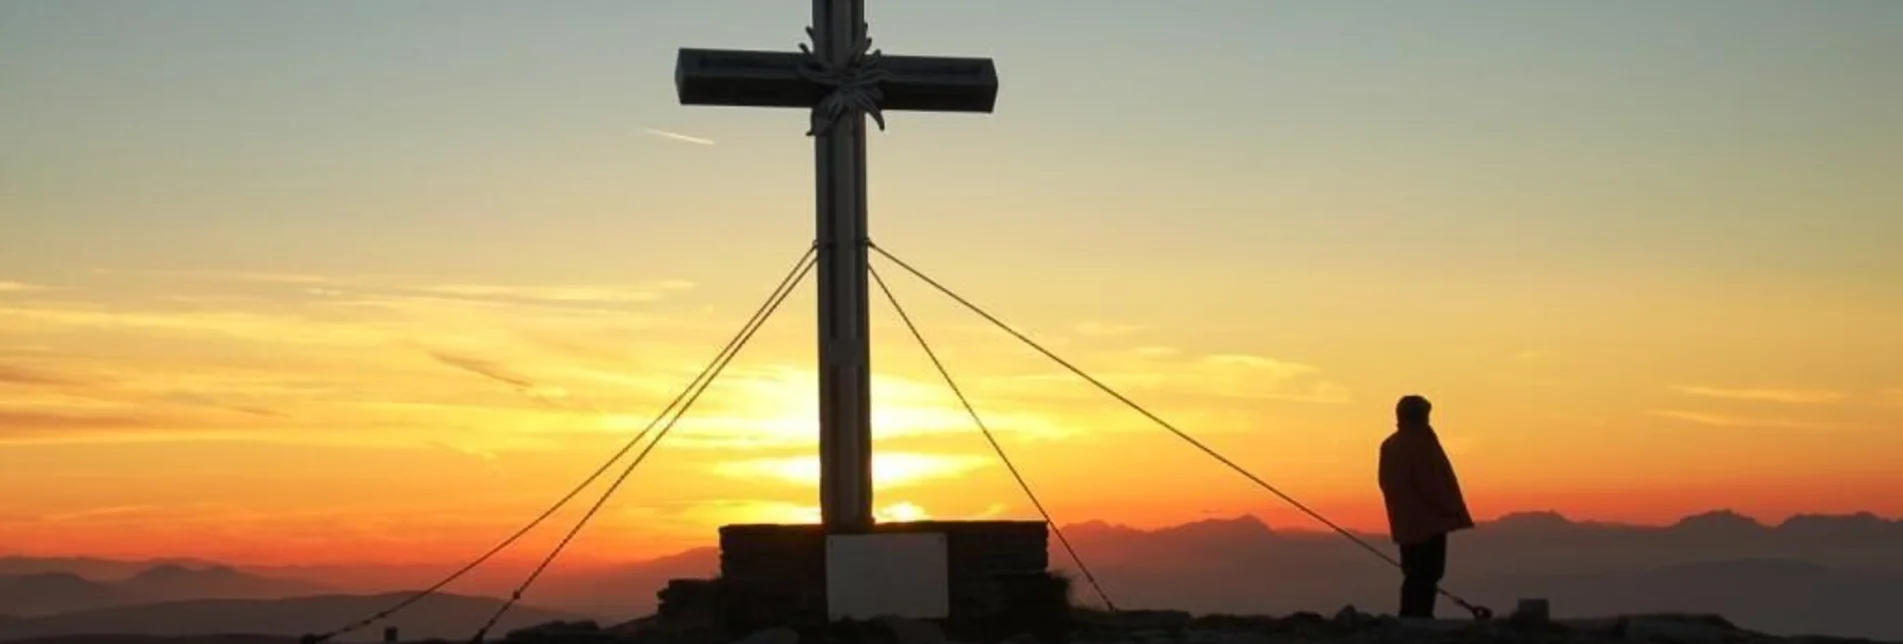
[825,532,950,620]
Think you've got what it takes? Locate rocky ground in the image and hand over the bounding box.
[493,607,1896,644]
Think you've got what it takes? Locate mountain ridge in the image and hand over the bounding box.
[0,593,582,643]
[5,509,1898,641]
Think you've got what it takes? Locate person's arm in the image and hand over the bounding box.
[1378,441,1409,499]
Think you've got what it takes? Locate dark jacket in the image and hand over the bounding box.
[1378,424,1475,545]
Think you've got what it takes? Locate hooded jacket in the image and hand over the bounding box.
[1378,424,1475,545]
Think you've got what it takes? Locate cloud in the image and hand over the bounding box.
[428,440,499,462]
[412,283,690,305]
[968,351,1352,407]
[37,505,160,523]
[1514,349,1550,361]
[108,269,695,308]
[429,351,536,390]
[0,271,735,448]
[642,128,716,146]
[1645,409,1843,431]
[0,281,47,293]
[0,409,166,436]
[125,270,341,286]
[1072,321,1145,337]
[425,350,593,412]
[1671,386,1850,405]
[0,364,82,386]
[158,392,283,418]
[1201,354,1317,379]
[0,302,389,347]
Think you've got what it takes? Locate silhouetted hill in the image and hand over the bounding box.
[0,566,329,618]
[0,574,140,617]
[118,566,324,602]
[0,636,295,644]
[1051,511,1903,641]
[0,594,582,643]
[0,559,217,582]
[1478,559,1900,639]
[527,548,718,619]
[6,510,1898,640]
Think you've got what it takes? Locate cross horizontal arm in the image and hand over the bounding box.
[675,48,998,113]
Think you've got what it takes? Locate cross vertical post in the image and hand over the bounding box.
[811,0,875,533]
[675,0,998,537]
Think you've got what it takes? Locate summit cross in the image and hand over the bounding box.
[674,0,999,533]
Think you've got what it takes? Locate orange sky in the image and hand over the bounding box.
[1,263,1898,566]
[3,1,1901,567]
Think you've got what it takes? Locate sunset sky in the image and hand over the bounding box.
[2,1,1900,567]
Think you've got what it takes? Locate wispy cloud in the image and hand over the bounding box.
[37,505,160,523]
[0,409,167,436]
[967,351,1352,407]
[1128,346,1180,358]
[0,364,82,386]
[413,283,690,304]
[104,269,695,308]
[642,128,716,146]
[425,350,598,413]
[1672,386,1849,405]
[1072,321,1146,337]
[1646,409,1843,431]
[158,392,283,418]
[1514,349,1550,361]
[0,269,729,447]
[427,440,499,462]
[0,281,47,293]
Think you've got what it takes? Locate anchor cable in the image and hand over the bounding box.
[470,250,818,642]
[868,241,1495,619]
[869,264,1118,613]
[306,244,818,644]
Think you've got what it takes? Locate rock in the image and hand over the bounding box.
[1622,615,1738,643]
[1279,611,1331,636]
[735,626,800,644]
[1511,598,1552,627]
[1117,610,1195,631]
[874,617,947,644]
[1333,605,1368,629]
[1396,618,1467,634]
[502,620,611,644]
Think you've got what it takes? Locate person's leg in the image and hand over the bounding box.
[1418,532,1447,618]
[1398,538,1434,618]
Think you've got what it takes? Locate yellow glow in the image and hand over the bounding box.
[876,501,931,523]
[711,452,989,490]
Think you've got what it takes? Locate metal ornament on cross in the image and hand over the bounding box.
[674,0,999,534]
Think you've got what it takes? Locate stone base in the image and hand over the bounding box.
[656,521,1068,641]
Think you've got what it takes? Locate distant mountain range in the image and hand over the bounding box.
[0,565,327,617]
[1046,510,1903,641]
[0,594,582,643]
[3,510,1898,642]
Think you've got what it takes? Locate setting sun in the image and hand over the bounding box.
[709,452,991,490]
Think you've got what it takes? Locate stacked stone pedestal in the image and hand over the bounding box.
[659,521,1067,641]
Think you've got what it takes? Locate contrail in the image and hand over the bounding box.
[642,128,716,146]
[427,350,606,414]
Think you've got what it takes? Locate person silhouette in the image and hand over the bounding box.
[1378,394,1475,619]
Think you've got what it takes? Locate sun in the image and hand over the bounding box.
[711,452,989,490]
[710,369,981,447]
[876,501,932,523]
